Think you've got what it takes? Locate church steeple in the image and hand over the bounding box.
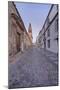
[28,23,32,33]
[28,23,33,43]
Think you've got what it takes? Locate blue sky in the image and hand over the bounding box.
[15,2,51,43]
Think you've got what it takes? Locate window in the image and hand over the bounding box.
[44,38,46,48]
[55,19,58,32]
[47,28,50,37]
[48,40,50,48]
[47,17,50,27]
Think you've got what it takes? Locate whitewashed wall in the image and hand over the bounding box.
[45,15,58,53]
[37,5,58,54]
[49,5,58,22]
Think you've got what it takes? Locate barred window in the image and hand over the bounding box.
[48,40,50,48]
[47,28,50,37]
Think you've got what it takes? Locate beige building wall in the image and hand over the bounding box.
[24,31,32,49]
[8,2,33,57]
[8,2,24,56]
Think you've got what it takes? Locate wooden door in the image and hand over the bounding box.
[16,32,21,52]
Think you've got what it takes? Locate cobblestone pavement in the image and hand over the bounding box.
[8,46,58,88]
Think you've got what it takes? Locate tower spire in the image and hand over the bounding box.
[28,23,32,33]
[28,23,33,43]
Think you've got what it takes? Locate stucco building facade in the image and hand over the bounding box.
[36,4,58,53]
[8,2,33,57]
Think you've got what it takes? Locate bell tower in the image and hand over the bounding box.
[28,23,33,43]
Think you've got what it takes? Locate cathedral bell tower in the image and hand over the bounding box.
[28,23,33,43]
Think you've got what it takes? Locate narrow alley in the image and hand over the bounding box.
[9,46,58,88]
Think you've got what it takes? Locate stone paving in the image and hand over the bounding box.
[8,46,58,88]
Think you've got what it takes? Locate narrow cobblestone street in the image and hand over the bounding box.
[8,46,58,88]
